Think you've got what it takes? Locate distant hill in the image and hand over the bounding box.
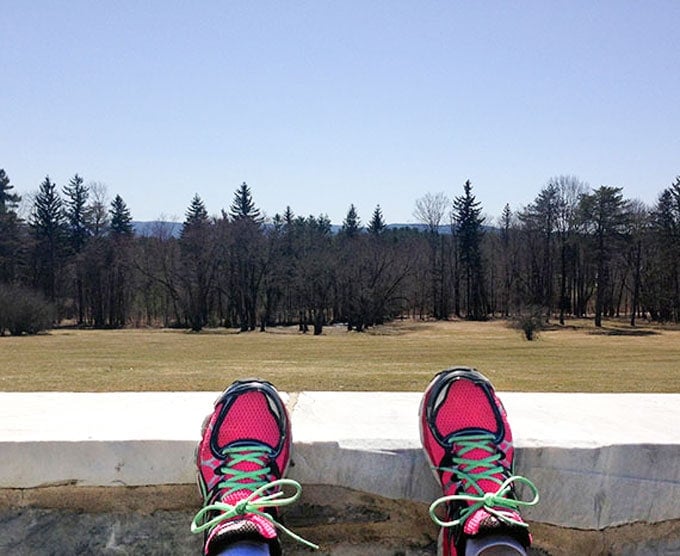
[131,221,489,238]
[385,223,496,234]
[132,221,182,238]
[386,223,447,233]
[131,221,435,238]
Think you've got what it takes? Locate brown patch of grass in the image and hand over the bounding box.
[1,319,679,392]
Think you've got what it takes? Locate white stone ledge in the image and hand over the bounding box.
[1,392,678,531]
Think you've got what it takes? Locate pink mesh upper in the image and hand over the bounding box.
[434,379,499,434]
[216,391,282,448]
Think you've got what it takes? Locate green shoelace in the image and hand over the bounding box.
[191,445,319,550]
[429,432,539,528]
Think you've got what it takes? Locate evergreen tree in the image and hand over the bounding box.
[182,194,209,237]
[316,214,332,235]
[338,205,366,330]
[519,182,561,313]
[32,176,64,235]
[648,178,680,321]
[271,213,284,232]
[579,186,631,327]
[368,205,386,236]
[0,169,23,283]
[63,174,92,325]
[653,188,677,231]
[179,194,217,331]
[283,206,295,227]
[63,174,91,253]
[341,204,361,237]
[30,176,66,301]
[229,182,262,222]
[109,195,133,236]
[499,203,514,317]
[452,180,486,320]
[226,183,264,330]
[105,195,134,327]
[0,169,21,213]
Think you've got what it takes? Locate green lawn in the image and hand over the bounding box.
[1,319,679,392]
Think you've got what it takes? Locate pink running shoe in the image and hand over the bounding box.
[191,379,316,555]
[420,367,539,556]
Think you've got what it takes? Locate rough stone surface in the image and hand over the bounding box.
[0,484,438,555]
[1,485,678,555]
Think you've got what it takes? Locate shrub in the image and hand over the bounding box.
[510,305,547,341]
[0,284,55,336]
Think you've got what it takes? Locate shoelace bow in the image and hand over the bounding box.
[191,445,318,550]
[429,432,539,529]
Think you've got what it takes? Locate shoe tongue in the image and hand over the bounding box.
[206,441,272,514]
[452,437,504,497]
[218,444,270,507]
[229,445,266,474]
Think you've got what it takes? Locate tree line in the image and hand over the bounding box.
[1,168,679,335]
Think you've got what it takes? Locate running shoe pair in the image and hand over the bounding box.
[191,368,539,556]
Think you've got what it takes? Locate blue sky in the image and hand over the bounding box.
[2,1,679,225]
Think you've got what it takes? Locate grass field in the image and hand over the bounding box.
[1,319,679,392]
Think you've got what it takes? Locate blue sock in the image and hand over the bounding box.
[215,540,271,556]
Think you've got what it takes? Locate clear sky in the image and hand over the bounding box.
[2,1,679,225]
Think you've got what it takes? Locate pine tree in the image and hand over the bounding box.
[271,212,284,232]
[650,182,680,321]
[32,176,64,234]
[229,182,262,222]
[63,174,92,325]
[341,204,361,237]
[31,176,66,301]
[182,194,209,237]
[452,180,486,320]
[500,203,513,317]
[316,214,332,236]
[63,174,91,253]
[0,169,23,283]
[109,195,133,236]
[227,182,263,331]
[105,195,134,327]
[0,169,21,214]
[179,194,217,331]
[368,205,386,236]
[283,206,295,227]
[579,186,631,327]
[520,183,561,312]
